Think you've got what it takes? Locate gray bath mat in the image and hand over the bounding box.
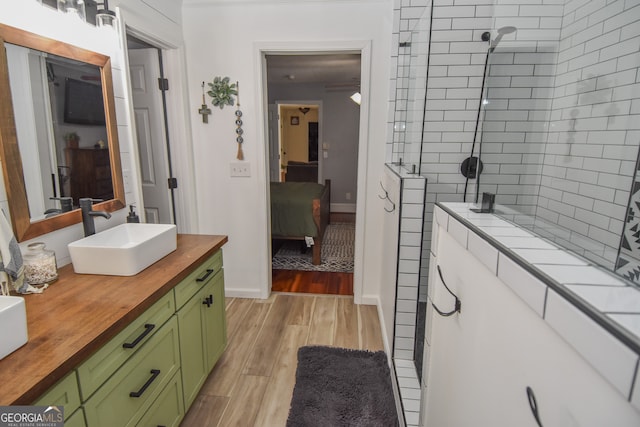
[287,346,399,426]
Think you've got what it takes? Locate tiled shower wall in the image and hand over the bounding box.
[536,0,640,273]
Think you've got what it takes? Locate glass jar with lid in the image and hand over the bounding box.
[23,242,58,285]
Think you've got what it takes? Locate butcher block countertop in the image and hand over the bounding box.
[0,234,228,405]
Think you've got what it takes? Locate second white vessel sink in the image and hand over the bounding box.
[0,296,28,360]
[68,223,177,276]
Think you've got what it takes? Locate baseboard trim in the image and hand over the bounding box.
[331,202,356,213]
[225,287,265,299]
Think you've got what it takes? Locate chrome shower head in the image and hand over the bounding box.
[491,26,517,49]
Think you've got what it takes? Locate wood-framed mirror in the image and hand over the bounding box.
[0,23,124,242]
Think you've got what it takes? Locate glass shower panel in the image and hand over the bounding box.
[476,17,640,286]
[391,10,430,174]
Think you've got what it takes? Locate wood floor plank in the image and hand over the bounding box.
[181,394,229,427]
[307,296,337,346]
[201,301,271,396]
[285,294,315,326]
[224,298,253,340]
[334,297,359,349]
[253,325,309,427]
[359,304,385,351]
[243,295,294,376]
[217,375,270,427]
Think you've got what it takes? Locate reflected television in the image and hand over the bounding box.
[63,77,106,126]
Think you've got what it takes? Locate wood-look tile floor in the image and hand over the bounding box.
[181,293,384,426]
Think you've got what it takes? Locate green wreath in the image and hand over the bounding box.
[207,76,237,109]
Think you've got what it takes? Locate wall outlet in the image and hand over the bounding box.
[346,192,351,200]
[230,162,250,177]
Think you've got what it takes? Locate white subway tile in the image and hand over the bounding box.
[603,3,640,33]
[447,217,468,248]
[544,289,638,399]
[566,284,640,314]
[497,254,548,316]
[537,264,626,286]
[467,231,498,274]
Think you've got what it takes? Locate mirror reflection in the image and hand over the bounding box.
[0,23,125,242]
[6,44,113,221]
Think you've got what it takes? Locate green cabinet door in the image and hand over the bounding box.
[177,286,208,409]
[136,371,184,427]
[203,274,227,372]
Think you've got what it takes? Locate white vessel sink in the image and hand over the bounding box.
[68,223,177,276]
[0,296,28,360]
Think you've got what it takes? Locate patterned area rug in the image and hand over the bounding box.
[272,223,354,272]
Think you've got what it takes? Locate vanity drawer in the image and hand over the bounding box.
[33,371,81,417]
[174,250,222,309]
[84,316,181,427]
[77,291,175,400]
[135,370,184,427]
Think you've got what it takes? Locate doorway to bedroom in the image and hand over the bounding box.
[265,53,361,295]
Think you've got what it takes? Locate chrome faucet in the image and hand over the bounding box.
[79,198,112,237]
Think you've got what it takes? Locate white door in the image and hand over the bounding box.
[128,48,173,224]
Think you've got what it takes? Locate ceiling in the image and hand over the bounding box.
[266,54,361,88]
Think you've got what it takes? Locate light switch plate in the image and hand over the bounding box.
[230,162,250,177]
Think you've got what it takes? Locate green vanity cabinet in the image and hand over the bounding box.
[31,247,227,427]
[176,252,227,409]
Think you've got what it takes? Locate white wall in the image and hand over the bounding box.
[182,0,393,300]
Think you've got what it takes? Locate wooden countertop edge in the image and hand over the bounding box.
[0,233,228,405]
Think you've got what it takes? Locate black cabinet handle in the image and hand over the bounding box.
[202,294,213,308]
[122,324,155,349]
[196,269,215,282]
[129,369,161,398]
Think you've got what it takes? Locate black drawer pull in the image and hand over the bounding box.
[123,324,155,349]
[196,268,215,282]
[130,369,161,398]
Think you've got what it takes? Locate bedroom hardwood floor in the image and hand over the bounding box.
[272,269,353,295]
[180,294,384,427]
[271,212,356,295]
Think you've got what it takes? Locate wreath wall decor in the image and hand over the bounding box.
[205,77,245,160]
[207,76,237,109]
